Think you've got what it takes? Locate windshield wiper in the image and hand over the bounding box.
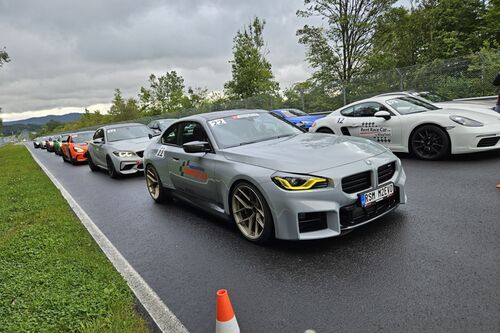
[237,134,295,146]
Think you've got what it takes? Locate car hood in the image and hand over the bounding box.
[222,133,387,173]
[429,108,500,123]
[108,137,153,152]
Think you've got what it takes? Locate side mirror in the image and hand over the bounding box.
[374,110,391,120]
[182,141,211,153]
[93,138,104,144]
[148,132,161,139]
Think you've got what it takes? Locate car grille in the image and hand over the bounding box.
[342,171,371,194]
[339,186,400,229]
[378,162,396,184]
[298,212,327,233]
[136,150,144,158]
[477,137,500,147]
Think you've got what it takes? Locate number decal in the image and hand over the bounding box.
[156,146,167,158]
[208,119,227,127]
[337,117,345,124]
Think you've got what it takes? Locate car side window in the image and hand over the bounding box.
[180,122,209,145]
[93,129,104,141]
[352,102,386,117]
[340,106,354,116]
[161,124,178,145]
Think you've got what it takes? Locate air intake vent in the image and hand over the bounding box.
[378,162,396,184]
[342,171,371,194]
[477,137,499,147]
[136,150,144,158]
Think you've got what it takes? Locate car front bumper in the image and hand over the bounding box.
[448,123,500,154]
[257,152,407,240]
[111,156,144,175]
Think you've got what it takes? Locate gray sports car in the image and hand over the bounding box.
[87,123,155,178]
[144,110,407,243]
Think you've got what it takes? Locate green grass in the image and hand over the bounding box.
[0,144,150,333]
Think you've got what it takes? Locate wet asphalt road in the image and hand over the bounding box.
[27,145,500,332]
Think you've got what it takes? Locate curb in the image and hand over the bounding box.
[25,145,189,333]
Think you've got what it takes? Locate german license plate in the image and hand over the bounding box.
[360,183,394,207]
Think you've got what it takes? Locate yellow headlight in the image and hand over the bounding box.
[273,176,329,190]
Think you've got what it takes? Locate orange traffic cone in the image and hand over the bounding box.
[216,289,240,333]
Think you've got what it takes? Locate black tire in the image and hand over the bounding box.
[145,165,171,203]
[62,153,69,163]
[106,156,121,179]
[87,153,99,172]
[317,127,334,134]
[410,125,450,160]
[69,153,75,165]
[230,181,274,243]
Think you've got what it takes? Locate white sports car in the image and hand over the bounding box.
[309,94,500,160]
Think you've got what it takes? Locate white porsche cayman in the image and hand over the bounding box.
[310,94,500,160]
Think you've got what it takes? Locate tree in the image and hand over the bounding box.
[0,47,9,68]
[297,0,395,85]
[109,89,141,121]
[138,71,185,115]
[224,17,279,99]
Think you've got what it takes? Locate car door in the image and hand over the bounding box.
[90,128,106,166]
[165,121,217,202]
[336,102,402,149]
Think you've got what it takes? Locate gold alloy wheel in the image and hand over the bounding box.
[231,185,266,240]
[146,167,160,200]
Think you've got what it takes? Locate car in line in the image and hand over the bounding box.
[309,94,500,160]
[270,108,325,129]
[147,118,176,134]
[61,131,94,164]
[86,123,155,178]
[143,109,407,243]
[33,137,42,148]
[53,135,66,156]
[45,137,55,152]
[40,137,49,149]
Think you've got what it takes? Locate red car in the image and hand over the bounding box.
[60,131,94,164]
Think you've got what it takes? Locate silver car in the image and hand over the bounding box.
[144,110,407,243]
[87,123,155,178]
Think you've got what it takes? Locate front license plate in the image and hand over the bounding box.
[360,183,394,207]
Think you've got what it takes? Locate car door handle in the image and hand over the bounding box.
[172,157,179,161]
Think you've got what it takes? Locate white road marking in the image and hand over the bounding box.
[26,145,189,333]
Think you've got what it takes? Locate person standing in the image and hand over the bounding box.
[493,71,500,113]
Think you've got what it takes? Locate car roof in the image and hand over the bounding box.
[100,122,145,129]
[340,94,409,108]
[184,109,269,121]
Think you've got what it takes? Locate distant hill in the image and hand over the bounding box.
[4,112,82,126]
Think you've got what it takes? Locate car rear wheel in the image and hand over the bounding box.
[87,153,99,171]
[230,182,274,243]
[317,127,334,134]
[145,165,170,203]
[410,125,450,160]
[106,156,120,179]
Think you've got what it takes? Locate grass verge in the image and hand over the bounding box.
[0,144,150,333]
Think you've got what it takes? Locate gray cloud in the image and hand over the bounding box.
[0,0,314,117]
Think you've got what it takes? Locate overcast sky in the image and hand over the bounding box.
[0,0,320,121]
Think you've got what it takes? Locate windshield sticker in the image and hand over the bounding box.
[156,146,167,158]
[232,113,260,119]
[208,119,227,127]
[180,161,208,182]
[386,100,397,105]
[107,129,116,133]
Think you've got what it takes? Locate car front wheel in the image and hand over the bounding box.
[410,125,450,160]
[106,156,121,178]
[87,153,99,171]
[145,165,170,203]
[230,182,274,243]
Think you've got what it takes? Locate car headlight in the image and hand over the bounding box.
[73,146,85,153]
[449,115,483,127]
[113,151,136,158]
[300,121,313,125]
[271,172,331,191]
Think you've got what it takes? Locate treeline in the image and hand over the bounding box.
[44,0,499,135]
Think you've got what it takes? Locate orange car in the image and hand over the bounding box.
[60,131,94,164]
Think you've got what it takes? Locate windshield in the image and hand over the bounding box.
[208,112,302,148]
[279,109,307,117]
[106,125,152,142]
[416,91,451,103]
[386,97,440,115]
[72,132,94,143]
